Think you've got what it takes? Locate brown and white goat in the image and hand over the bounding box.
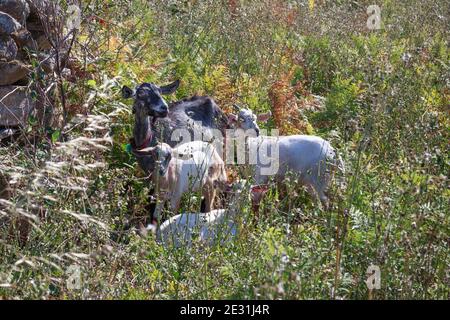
[134,141,228,220]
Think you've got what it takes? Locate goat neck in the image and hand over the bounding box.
[133,112,154,150]
[132,112,159,175]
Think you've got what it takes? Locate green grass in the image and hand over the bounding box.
[0,0,448,299]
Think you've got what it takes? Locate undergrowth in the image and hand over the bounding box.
[0,0,448,299]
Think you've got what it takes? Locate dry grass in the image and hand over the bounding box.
[0,0,448,299]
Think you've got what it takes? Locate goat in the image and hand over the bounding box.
[133,140,227,220]
[122,80,229,218]
[154,180,248,248]
[122,81,228,151]
[228,105,345,209]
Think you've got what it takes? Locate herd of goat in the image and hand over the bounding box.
[121,80,344,248]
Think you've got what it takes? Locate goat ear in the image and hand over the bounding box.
[159,80,180,95]
[122,86,135,99]
[257,111,272,123]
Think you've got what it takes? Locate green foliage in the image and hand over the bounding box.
[0,0,448,300]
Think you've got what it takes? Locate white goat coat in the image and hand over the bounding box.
[156,141,225,213]
[170,141,218,190]
[247,134,338,202]
[157,208,238,248]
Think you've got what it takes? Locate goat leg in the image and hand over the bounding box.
[202,186,216,212]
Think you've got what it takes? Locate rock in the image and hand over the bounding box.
[0,0,30,24]
[10,28,37,50]
[0,171,12,199]
[26,0,51,27]
[0,11,22,35]
[30,30,50,50]
[25,20,43,32]
[0,60,30,85]
[0,85,34,126]
[0,35,17,61]
[26,0,48,15]
[24,2,49,50]
[35,33,50,50]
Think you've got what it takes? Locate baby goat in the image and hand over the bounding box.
[134,140,227,219]
[155,180,248,248]
[228,106,345,208]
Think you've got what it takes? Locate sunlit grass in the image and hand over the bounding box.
[0,0,448,299]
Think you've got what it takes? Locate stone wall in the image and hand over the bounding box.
[0,0,63,138]
[0,171,11,200]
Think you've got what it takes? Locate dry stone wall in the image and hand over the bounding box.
[0,0,66,136]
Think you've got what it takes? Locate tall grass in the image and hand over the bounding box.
[0,0,448,299]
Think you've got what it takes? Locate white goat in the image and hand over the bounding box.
[228,106,344,208]
[136,140,227,217]
[154,180,248,248]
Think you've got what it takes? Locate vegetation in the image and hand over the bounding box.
[0,0,448,299]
